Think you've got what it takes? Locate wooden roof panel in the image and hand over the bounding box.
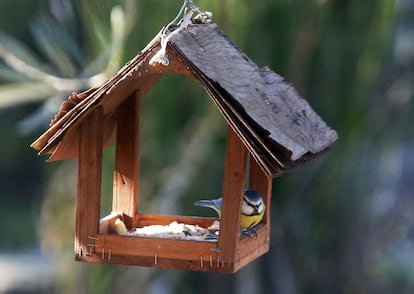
[169,24,337,163]
[31,22,337,176]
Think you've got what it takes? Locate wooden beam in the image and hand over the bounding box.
[113,91,140,217]
[75,107,103,258]
[249,157,272,225]
[218,126,247,263]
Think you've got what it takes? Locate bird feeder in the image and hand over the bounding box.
[31,21,337,273]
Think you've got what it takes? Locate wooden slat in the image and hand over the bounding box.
[79,223,268,273]
[237,225,270,270]
[249,157,272,226]
[77,253,237,273]
[112,92,140,217]
[75,107,103,258]
[218,126,247,259]
[94,234,221,262]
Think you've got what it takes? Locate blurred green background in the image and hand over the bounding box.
[1,0,413,293]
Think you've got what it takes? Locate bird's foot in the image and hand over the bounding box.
[240,227,258,239]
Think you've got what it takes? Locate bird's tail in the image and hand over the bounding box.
[193,198,222,216]
[193,200,216,209]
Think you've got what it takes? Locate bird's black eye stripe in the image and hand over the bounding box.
[244,197,262,212]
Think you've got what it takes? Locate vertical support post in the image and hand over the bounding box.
[249,157,272,225]
[218,126,247,262]
[75,107,103,259]
[113,91,140,219]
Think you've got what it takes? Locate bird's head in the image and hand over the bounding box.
[241,190,265,216]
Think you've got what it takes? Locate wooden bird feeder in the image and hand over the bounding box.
[31,21,337,273]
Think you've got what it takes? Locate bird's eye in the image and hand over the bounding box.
[254,203,263,212]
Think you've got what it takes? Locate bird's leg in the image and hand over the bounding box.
[240,227,258,239]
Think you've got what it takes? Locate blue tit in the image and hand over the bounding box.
[193,190,265,229]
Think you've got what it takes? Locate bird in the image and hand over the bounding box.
[193,190,265,230]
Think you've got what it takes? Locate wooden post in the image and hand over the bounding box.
[113,91,140,219]
[249,157,272,225]
[75,107,103,259]
[218,126,247,263]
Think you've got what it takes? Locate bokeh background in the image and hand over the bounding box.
[1,0,413,293]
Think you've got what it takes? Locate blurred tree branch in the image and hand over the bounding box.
[0,1,135,132]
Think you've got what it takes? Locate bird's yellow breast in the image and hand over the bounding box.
[240,211,265,229]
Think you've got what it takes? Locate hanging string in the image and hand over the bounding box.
[149,0,212,66]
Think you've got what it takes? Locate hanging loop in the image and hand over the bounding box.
[149,0,212,66]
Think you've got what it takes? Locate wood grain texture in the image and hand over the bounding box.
[218,127,247,259]
[31,21,339,272]
[112,92,140,217]
[75,107,103,258]
[76,252,237,273]
[77,222,269,273]
[32,22,337,177]
[169,23,338,176]
[249,156,272,226]
[238,224,269,269]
